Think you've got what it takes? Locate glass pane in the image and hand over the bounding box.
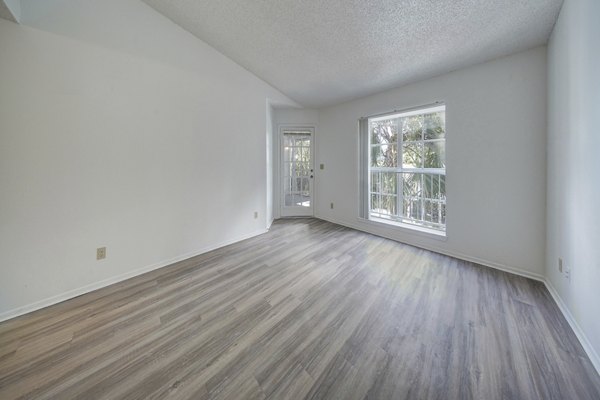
[441,203,446,224]
[424,141,445,168]
[403,198,421,220]
[371,194,381,212]
[283,147,292,163]
[296,163,304,177]
[380,195,397,216]
[371,146,382,167]
[439,175,446,199]
[423,200,432,222]
[298,193,310,207]
[293,148,301,163]
[371,144,397,167]
[415,173,444,200]
[371,119,398,145]
[303,162,311,176]
[380,172,397,194]
[299,147,307,163]
[401,115,423,142]
[402,173,422,198]
[431,202,440,224]
[302,177,310,192]
[402,142,423,168]
[371,172,380,193]
[422,174,434,199]
[423,112,445,140]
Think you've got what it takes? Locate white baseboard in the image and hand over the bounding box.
[314,215,545,282]
[0,228,268,323]
[544,280,600,375]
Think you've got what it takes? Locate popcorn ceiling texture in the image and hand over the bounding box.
[143,0,562,107]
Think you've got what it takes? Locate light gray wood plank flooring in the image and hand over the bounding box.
[0,218,599,399]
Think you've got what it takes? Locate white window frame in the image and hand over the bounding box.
[360,104,447,237]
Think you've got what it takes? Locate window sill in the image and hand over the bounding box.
[359,216,447,241]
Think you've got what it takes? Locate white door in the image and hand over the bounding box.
[281,128,314,217]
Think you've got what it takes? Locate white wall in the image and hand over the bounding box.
[546,0,600,370]
[2,0,21,21]
[0,0,295,319]
[272,108,320,219]
[314,47,547,278]
[266,102,275,227]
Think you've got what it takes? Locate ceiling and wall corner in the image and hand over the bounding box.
[0,0,20,23]
[142,0,563,108]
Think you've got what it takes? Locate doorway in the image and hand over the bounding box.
[280,128,314,217]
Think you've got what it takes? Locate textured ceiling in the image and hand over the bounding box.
[142,0,563,108]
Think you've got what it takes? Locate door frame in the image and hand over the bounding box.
[279,125,316,217]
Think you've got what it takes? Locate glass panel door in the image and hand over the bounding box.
[281,129,314,217]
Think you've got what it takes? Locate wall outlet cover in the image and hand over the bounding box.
[97,247,106,260]
[558,257,563,272]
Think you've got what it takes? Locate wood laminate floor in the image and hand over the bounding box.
[0,218,599,399]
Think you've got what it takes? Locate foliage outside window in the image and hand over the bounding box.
[368,105,446,232]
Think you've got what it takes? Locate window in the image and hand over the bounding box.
[360,104,446,234]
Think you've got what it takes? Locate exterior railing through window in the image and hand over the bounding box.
[369,170,446,230]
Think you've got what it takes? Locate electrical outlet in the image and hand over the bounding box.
[330,202,334,209]
[97,247,106,260]
[565,266,571,282]
[254,211,258,219]
[558,257,563,273]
